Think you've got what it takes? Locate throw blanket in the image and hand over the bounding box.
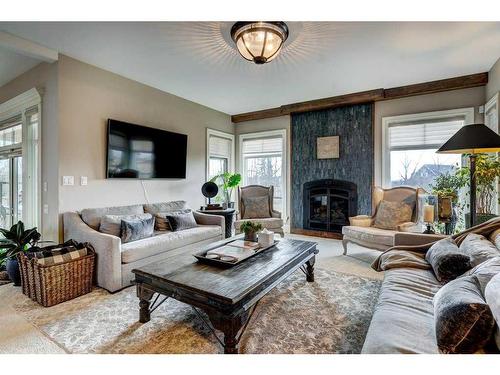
[372,217,500,272]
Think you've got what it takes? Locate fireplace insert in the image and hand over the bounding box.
[303,179,357,233]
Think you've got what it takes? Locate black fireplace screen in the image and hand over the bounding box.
[303,179,357,233]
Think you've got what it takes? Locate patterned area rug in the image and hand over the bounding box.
[13,269,381,354]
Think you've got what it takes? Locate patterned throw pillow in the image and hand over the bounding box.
[155,209,191,231]
[165,211,198,232]
[99,213,152,237]
[120,216,155,243]
[242,196,271,219]
[373,200,413,230]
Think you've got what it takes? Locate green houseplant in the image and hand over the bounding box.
[455,153,500,226]
[0,221,41,286]
[239,221,262,242]
[210,172,242,208]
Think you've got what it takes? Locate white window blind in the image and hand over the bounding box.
[388,118,464,150]
[209,135,232,158]
[242,136,282,155]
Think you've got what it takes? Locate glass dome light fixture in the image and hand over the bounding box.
[231,21,289,64]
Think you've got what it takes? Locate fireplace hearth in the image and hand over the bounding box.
[303,179,357,234]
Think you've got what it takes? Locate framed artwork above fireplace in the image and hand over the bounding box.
[317,136,339,159]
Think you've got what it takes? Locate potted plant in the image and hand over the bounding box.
[0,221,41,286]
[210,172,242,209]
[239,221,262,242]
[455,153,500,226]
[430,171,467,233]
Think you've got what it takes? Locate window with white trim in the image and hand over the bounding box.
[206,129,234,201]
[239,130,287,215]
[382,108,474,191]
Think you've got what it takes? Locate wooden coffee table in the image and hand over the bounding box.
[132,236,318,354]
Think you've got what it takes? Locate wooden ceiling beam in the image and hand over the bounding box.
[231,72,489,123]
[383,72,488,100]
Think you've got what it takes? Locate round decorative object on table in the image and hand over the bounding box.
[197,208,236,238]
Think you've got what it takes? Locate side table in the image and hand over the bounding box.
[197,208,236,239]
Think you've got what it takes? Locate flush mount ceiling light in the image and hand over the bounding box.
[231,21,289,64]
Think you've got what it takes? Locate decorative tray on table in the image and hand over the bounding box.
[194,239,279,268]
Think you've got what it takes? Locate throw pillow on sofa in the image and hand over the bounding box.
[433,274,496,353]
[460,257,500,294]
[120,216,155,243]
[99,213,153,237]
[155,209,191,231]
[166,211,198,231]
[425,237,471,282]
[459,233,500,267]
[485,272,500,351]
[242,196,271,219]
[373,200,413,230]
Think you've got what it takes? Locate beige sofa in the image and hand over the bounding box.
[63,201,224,292]
[342,186,444,253]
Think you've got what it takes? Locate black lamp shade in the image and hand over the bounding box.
[437,124,500,154]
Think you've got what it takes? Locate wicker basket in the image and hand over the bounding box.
[18,249,95,307]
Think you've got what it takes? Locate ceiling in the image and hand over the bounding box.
[1,22,499,115]
[0,45,42,87]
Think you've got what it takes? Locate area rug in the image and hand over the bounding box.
[13,269,381,354]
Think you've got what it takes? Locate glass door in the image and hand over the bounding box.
[0,155,22,229]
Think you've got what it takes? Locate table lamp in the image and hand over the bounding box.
[437,124,500,227]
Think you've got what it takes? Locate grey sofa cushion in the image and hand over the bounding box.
[362,268,441,353]
[81,204,144,230]
[425,237,471,282]
[154,209,191,231]
[485,272,500,350]
[373,200,413,230]
[143,200,189,215]
[99,213,153,237]
[460,233,500,267]
[461,257,500,294]
[166,211,198,231]
[120,216,155,243]
[121,226,222,263]
[433,274,496,353]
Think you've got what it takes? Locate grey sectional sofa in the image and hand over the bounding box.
[362,223,500,353]
[63,201,224,292]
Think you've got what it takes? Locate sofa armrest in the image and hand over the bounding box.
[63,212,122,292]
[193,211,225,228]
[394,232,448,247]
[397,222,420,232]
[349,215,373,227]
[271,210,281,219]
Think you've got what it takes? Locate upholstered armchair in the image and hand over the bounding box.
[234,185,285,237]
[342,186,445,254]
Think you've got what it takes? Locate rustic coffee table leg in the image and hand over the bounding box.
[207,310,249,354]
[305,256,316,282]
[137,284,155,323]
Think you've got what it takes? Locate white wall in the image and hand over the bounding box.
[486,57,500,101]
[57,56,233,217]
[0,62,59,241]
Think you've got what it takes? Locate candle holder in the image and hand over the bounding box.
[423,222,435,234]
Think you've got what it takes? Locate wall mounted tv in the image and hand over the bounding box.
[106,119,187,179]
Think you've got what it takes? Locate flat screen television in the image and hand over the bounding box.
[106,119,187,179]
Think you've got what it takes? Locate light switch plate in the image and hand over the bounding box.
[43,204,49,214]
[80,176,88,186]
[62,176,74,186]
